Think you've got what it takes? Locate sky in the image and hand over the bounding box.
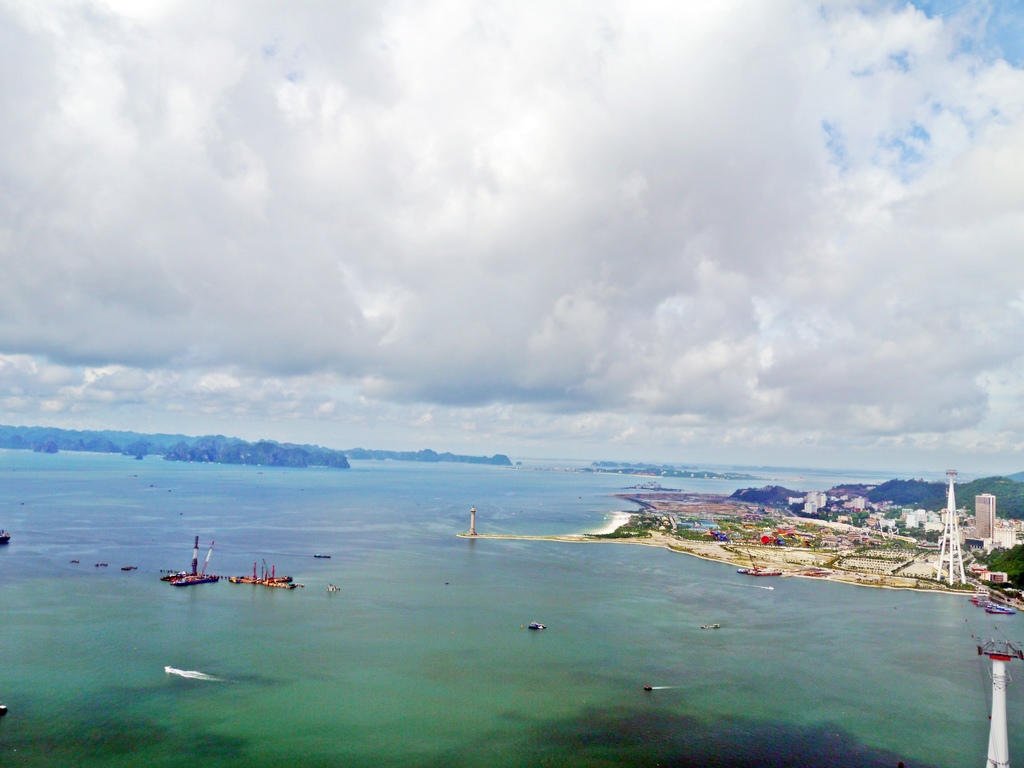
[1,0,1023,473]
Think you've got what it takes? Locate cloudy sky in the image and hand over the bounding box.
[1,0,1023,472]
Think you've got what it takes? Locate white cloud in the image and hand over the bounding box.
[0,0,1023,470]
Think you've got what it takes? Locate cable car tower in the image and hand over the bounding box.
[978,639,1024,768]
[935,470,966,585]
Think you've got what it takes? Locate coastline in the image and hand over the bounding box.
[457,529,963,595]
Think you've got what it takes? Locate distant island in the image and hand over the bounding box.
[0,424,511,470]
[343,448,512,466]
[584,461,759,481]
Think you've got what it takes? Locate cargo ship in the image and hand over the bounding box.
[168,537,220,586]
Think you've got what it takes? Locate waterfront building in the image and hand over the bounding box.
[982,571,1010,583]
[977,494,997,539]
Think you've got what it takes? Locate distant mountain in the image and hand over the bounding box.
[0,424,515,471]
[163,436,350,468]
[1008,471,1024,483]
[0,425,194,455]
[0,424,351,469]
[344,448,512,466]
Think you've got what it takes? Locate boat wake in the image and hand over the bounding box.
[165,666,221,682]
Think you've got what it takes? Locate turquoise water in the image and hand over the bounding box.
[0,451,1018,767]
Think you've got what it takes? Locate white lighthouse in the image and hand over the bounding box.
[978,639,1023,768]
[469,506,477,536]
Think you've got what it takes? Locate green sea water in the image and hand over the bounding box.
[0,451,1017,767]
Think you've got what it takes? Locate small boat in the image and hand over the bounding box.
[0,702,7,716]
[643,685,653,691]
[121,566,137,571]
[70,559,80,564]
[327,584,341,592]
[700,624,721,630]
[94,562,108,567]
[0,529,10,544]
[527,622,547,630]
[314,554,331,559]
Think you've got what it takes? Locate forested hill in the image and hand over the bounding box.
[730,486,802,505]
[866,477,1024,518]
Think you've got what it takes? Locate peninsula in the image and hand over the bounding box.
[460,487,1024,595]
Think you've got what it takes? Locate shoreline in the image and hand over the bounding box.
[591,511,633,535]
[457,530,965,595]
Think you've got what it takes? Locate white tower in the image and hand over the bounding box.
[469,506,477,536]
[935,470,966,585]
[978,639,1023,768]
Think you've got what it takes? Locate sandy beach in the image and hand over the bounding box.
[592,511,633,535]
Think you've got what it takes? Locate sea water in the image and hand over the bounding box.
[0,451,1015,767]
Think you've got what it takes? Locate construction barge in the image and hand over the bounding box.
[229,562,304,589]
[162,537,220,586]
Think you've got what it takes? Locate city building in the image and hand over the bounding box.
[993,526,1017,549]
[977,494,997,539]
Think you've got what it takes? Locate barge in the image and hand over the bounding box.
[229,562,303,589]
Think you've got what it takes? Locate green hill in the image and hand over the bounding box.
[956,477,1024,519]
[866,479,945,508]
[987,545,1024,587]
